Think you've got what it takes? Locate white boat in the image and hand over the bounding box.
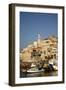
[53,65,58,71]
[27,63,44,73]
[49,59,58,71]
[27,69,44,73]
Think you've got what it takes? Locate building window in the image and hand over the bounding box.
[31,50,37,57]
[44,51,46,54]
[51,55,53,59]
[45,56,47,59]
[47,48,51,52]
[54,54,56,59]
[46,41,49,43]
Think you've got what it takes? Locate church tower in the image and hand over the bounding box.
[37,33,41,46]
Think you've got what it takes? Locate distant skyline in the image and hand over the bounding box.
[20,12,58,49]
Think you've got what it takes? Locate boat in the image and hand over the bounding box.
[27,63,44,73]
[48,59,58,71]
[53,65,58,71]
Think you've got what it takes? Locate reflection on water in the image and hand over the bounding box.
[20,71,58,78]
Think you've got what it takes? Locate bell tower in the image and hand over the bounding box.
[38,33,41,45]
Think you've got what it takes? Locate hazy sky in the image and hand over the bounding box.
[20,12,58,49]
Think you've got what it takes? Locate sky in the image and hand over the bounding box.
[20,12,58,49]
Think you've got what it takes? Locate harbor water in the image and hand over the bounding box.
[20,71,58,78]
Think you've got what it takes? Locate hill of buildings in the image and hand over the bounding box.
[20,34,58,64]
